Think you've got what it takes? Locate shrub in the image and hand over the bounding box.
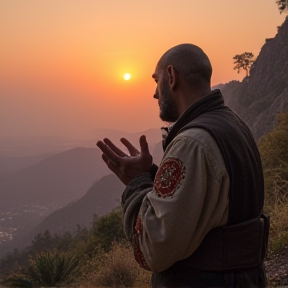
[92,210,126,252]
[28,249,80,286]
[90,242,141,288]
[265,194,288,253]
[258,112,288,253]
[2,271,33,288]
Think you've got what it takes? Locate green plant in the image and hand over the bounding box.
[258,113,288,253]
[28,249,80,287]
[93,242,142,288]
[258,113,288,200]
[92,210,126,252]
[264,186,288,254]
[3,271,33,288]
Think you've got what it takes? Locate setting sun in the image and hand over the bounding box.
[124,73,131,80]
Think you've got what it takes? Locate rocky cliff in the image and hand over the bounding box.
[221,16,288,140]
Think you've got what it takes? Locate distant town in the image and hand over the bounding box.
[0,203,61,244]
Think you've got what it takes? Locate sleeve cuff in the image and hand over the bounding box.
[126,173,153,189]
[149,164,159,180]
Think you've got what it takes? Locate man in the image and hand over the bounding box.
[97,44,268,288]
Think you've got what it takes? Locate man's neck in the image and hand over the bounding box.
[177,87,212,117]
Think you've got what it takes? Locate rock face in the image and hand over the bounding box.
[221,17,288,140]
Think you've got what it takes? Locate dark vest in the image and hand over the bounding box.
[152,90,268,287]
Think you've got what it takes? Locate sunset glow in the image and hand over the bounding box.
[0,0,285,141]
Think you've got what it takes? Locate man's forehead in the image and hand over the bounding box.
[152,65,160,79]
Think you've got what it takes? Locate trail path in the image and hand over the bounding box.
[265,246,288,287]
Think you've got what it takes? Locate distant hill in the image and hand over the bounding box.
[0,153,54,177]
[0,147,110,208]
[0,128,162,157]
[0,128,162,209]
[0,135,74,157]
[221,17,288,140]
[23,174,125,246]
[0,130,163,258]
[0,147,110,257]
[20,144,164,244]
[85,128,162,148]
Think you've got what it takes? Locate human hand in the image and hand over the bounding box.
[96,135,153,185]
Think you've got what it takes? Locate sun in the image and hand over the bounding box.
[124,73,131,80]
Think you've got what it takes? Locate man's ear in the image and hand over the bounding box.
[167,65,177,90]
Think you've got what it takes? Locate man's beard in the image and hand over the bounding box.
[159,82,179,123]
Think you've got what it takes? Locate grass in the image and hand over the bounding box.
[80,242,150,288]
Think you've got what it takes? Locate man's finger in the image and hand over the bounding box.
[120,138,139,156]
[102,153,109,164]
[103,138,127,157]
[139,135,150,155]
[96,141,121,164]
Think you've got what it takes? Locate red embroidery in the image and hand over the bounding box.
[154,157,185,198]
[135,216,142,235]
[132,217,151,270]
[132,234,151,270]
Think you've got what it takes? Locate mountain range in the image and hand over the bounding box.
[0,128,162,207]
[0,148,109,207]
[0,129,162,257]
[20,174,125,249]
[0,128,162,157]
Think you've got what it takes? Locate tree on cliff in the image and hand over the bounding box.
[276,0,288,13]
[233,52,254,76]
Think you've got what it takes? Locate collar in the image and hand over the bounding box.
[162,89,224,150]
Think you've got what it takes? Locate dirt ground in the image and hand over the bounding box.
[265,246,288,287]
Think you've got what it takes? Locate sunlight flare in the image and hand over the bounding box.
[124,73,131,80]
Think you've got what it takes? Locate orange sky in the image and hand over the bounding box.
[0,0,285,138]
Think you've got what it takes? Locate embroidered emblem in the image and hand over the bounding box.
[154,157,185,198]
[132,216,151,271]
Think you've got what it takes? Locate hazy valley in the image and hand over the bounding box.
[0,128,162,257]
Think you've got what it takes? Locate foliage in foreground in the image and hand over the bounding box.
[258,112,288,253]
[4,250,80,287]
[28,249,80,286]
[1,209,130,287]
[81,242,150,288]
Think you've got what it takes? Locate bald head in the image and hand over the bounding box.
[157,43,212,87]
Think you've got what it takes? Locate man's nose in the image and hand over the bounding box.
[153,90,159,99]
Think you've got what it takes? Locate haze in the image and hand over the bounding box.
[0,0,285,140]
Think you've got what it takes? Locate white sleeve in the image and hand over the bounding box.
[134,135,229,272]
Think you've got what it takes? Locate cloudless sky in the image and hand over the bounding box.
[0,0,285,138]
